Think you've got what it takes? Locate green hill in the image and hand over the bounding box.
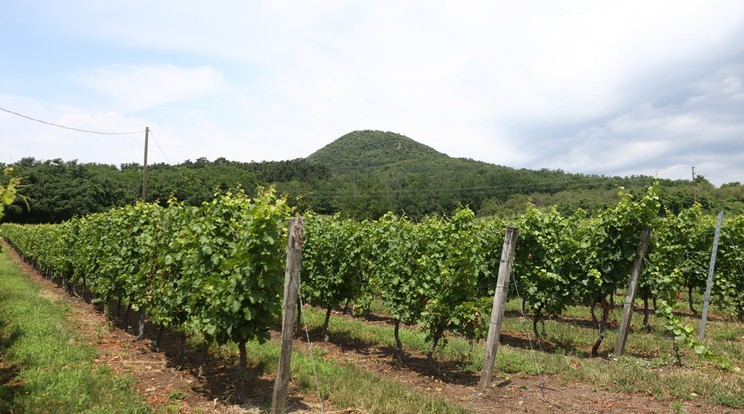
[306,130,447,173]
[300,130,716,219]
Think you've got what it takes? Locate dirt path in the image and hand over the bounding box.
[290,309,741,414]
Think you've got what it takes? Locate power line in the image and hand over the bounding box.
[0,106,144,135]
[283,175,649,199]
[148,130,171,164]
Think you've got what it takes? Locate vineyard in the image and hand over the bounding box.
[1,183,744,412]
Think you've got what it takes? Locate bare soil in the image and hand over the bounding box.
[4,246,741,414]
[293,310,742,414]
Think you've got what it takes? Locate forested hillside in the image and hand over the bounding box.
[306,130,447,172]
[2,130,743,223]
[303,130,743,218]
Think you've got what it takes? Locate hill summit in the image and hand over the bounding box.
[306,130,446,173]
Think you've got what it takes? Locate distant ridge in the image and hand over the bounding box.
[306,130,447,173]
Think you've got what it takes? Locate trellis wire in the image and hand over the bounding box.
[298,289,325,413]
[508,270,548,401]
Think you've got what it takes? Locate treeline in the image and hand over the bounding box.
[3,130,744,224]
[0,157,326,223]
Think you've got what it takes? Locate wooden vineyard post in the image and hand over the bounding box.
[700,211,723,340]
[479,227,519,391]
[614,226,652,356]
[137,308,146,341]
[272,217,304,414]
[136,126,150,342]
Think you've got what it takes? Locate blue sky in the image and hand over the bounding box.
[2,1,743,186]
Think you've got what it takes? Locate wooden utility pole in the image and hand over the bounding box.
[479,227,519,391]
[691,166,696,204]
[699,211,723,340]
[142,126,149,202]
[614,226,652,356]
[272,217,304,414]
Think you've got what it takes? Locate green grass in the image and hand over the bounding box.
[209,339,470,414]
[300,297,744,409]
[0,249,150,414]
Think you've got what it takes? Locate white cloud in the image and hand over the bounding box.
[79,65,227,112]
[537,66,744,185]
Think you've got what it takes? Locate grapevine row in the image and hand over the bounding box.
[2,183,742,371]
[1,188,290,402]
[300,184,744,360]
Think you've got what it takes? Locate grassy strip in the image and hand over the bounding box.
[301,301,744,409]
[211,340,470,414]
[0,249,150,414]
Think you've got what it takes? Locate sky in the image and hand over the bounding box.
[2,1,744,187]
